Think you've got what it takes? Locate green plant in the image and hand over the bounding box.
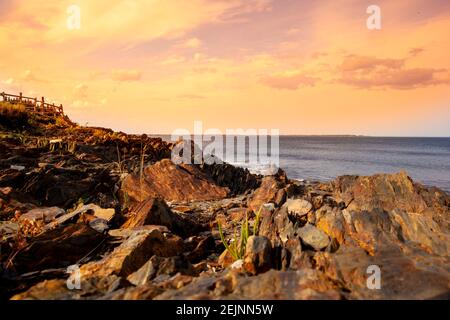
[218,207,262,261]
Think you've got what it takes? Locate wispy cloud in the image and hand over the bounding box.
[111,69,142,82]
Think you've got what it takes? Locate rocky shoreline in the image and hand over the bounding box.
[0,109,449,300]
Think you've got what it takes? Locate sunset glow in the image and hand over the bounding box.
[1,0,449,136]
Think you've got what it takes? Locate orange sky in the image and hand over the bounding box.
[1,0,449,136]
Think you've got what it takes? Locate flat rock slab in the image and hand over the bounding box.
[120,159,229,203]
[286,199,312,216]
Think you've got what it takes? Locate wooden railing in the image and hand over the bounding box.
[0,91,64,116]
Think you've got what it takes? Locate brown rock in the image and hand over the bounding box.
[243,236,272,275]
[13,223,105,273]
[127,255,195,286]
[122,198,204,238]
[120,159,229,203]
[218,250,234,268]
[332,171,428,213]
[247,174,287,212]
[19,207,65,224]
[80,228,184,278]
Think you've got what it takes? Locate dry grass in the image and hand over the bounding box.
[0,101,27,117]
[0,101,29,130]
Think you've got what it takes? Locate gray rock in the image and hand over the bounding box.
[298,223,330,251]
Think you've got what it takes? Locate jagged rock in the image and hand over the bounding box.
[312,245,450,299]
[315,206,346,244]
[13,223,105,273]
[228,269,341,300]
[247,172,287,212]
[328,172,450,256]
[79,228,184,278]
[120,159,229,204]
[21,166,117,209]
[10,279,77,300]
[102,284,164,300]
[127,255,195,286]
[44,203,115,231]
[332,171,429,213]
[218,250,234,268]
[286,198,312,217]
[155,269,340,300]
[200,162,260,195]
[243,236,272,275]
[298,223,330,251]
[259,203,296,244]
[122,198,204,238]
[108,225,170,239]
[19,207,65,224]
[186,235,216,263]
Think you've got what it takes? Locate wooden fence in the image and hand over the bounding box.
[0,91,64,116]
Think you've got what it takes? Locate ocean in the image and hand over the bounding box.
[157,135,450,192]
[277,136,450,192]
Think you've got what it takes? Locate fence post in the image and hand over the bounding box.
[41,97,45,113]
[19,92,23,103]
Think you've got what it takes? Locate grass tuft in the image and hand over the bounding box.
[218,207,262,261]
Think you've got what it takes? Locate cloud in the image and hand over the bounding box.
[340,55,404,72]
[2,78,14,85]
[179,37,202,49]
[338,54,450,89]
[285,28,301,36]
[111,69,142,82]
[73,83,88,97]
[409,47,425,57]
[261,71,318,90]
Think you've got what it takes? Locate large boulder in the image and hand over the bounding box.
[120,159,229,204]
[122,198,205,238]
[80,228,184,279]
[332,171,435,213]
